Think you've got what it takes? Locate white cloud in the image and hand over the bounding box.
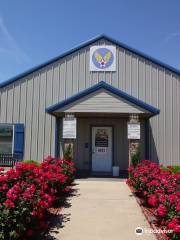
[0,16,30,64]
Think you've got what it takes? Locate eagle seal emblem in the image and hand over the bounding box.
[92,47,114,69]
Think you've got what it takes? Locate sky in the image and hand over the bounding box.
[0,0,180,82]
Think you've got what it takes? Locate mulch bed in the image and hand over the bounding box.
[128,184,170,240]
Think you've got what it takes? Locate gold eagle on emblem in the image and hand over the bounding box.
[95,51,111,67]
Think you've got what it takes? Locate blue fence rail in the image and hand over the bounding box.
[0,154,21,168]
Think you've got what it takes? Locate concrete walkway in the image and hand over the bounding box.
[46,179,156,240]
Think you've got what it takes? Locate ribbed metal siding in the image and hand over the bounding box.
[0,38,179,164]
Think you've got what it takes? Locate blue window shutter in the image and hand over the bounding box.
[13,124,24,159]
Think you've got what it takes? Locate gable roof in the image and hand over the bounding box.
[0,34,180,89]
[46,81,160,116]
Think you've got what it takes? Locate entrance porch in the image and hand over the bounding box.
[46,81,160,176]
[56,114,147,176]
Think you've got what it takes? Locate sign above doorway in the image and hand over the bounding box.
[90,46,116,71]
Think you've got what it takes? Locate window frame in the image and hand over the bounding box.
[0,124,15,155]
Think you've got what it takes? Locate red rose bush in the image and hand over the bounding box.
[127,160,180,240]
[0,156,75,240]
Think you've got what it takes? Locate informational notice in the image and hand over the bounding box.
[95,129,109,147]
[128,123,140,139]
[63,118,77,139]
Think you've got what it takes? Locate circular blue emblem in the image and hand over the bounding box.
[92,47,114,69]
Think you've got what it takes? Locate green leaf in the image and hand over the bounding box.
[9,230,17,238]
[0,232,5,240]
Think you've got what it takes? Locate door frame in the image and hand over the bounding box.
[90,125,114,172]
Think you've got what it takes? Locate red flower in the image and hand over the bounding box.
[148,195,157,207]
[147,180,160,187]
[167,166,173,169]
[45,155,54,161]
[176,202,180,212]
[3,199,15,208]
[140,177,148,183]
[168,194,176,204]
[0,167,4,171]
[31,210,38,216]
[174,225,180,233]
[176,192,180,198]
[157,204,167,217]
[167,188,174,193]
[168,219,177,229]
[143,191,148,196]
[0,175,6,182]
[158,194,166,203]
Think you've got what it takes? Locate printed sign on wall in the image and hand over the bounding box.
[63,118,77,139]
[128,123,141,139]
[90,46,116,71]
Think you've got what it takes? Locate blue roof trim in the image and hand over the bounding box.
[0,34,180,88]
[46,81,160,115]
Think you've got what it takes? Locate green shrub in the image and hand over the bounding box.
[171,166,180,173]
[23,160,40,166]
[131,149,141,168]
[160,166,170,172]
[161,165,180,174]
[63,144,73,161]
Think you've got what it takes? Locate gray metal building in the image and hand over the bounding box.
[0,35,179,173]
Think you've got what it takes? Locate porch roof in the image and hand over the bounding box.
[46,81,160,117]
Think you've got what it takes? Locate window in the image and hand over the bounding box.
[0,125,14,154]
